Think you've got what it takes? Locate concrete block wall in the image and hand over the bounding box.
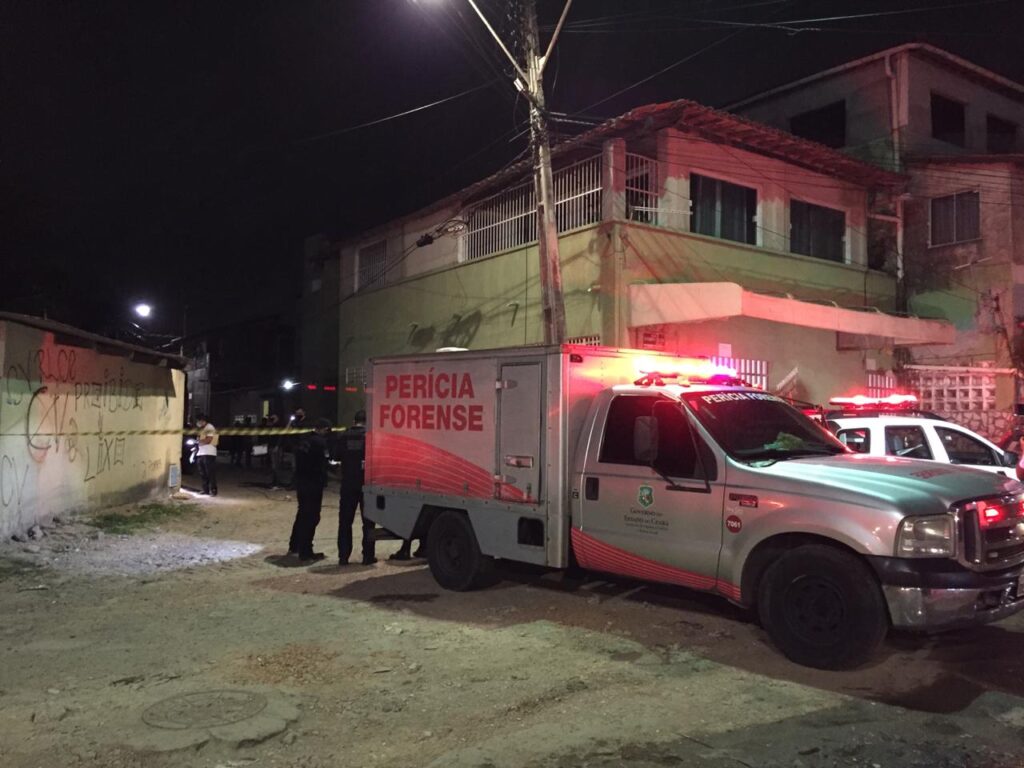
[0,319,185,539]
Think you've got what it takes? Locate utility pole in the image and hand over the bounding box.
[465,0,571,344]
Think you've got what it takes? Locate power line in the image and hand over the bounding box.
[294,80,497,145]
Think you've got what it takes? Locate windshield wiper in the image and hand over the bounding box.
[738,446,841,465]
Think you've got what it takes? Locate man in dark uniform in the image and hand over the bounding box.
[338,410,375,565]
[287,417,331,562]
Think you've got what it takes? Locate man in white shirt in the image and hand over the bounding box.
[195,413,219,496]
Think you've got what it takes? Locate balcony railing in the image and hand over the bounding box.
[625,152,658,225]
[466,154,603,261]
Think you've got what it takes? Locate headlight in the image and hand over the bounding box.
[896,514,955,558]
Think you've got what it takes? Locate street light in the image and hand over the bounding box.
[281,379,297,391]
[423,0,571,344]
[133,302,153,319]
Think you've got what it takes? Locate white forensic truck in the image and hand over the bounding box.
[364,345,1024,668]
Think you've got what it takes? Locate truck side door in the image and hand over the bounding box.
[575,394,724,590]
[497,362,543,501]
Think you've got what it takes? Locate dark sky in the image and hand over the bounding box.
[3,0,1023,336]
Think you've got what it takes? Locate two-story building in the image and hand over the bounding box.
[312,98,954,422]
[731,43,1024,437]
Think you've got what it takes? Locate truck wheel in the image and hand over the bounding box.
[427,510,495,591]
[757,544,888,670]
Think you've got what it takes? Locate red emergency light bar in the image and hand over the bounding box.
[634,360,741,387]
[323,385,337,392]
[306,384,318,391]
[828,393,918,408]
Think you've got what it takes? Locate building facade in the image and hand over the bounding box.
[732,44,1024,437]
[320,100,952,423]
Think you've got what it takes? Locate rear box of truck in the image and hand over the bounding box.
[364,344,667,567]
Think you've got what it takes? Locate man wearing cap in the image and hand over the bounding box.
[338,410,375,565]
[287,417,332,562]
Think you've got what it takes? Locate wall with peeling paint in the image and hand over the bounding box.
[0,318,185,539]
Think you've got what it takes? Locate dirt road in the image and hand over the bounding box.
[2,466,1023,768]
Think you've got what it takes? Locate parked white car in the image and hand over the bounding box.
[823,396,1018,476]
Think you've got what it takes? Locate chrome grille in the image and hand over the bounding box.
[958,495,1024,571]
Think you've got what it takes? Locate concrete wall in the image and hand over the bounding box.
[904,56,1024,156]
[335,218,898,420]
[0,320,185,539]
[735,57,898,168]
[736,49,1024,165]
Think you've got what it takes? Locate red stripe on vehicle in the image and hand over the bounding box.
[367,432,526,501]
[570,528,740,599]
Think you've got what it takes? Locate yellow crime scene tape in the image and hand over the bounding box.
[4,426,352,437]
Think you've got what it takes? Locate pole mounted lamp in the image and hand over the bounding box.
[460,0,573,345]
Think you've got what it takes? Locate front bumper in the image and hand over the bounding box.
[883,584,1024,630]
[870,556,1024,629]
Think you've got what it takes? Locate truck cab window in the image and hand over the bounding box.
[653,401,716,480]
[884,425,932,459]
[935,426,997,465]
[599,395,665,465]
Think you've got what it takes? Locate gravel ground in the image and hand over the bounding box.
[2,465,1023,768]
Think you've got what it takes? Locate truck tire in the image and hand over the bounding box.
[426,510,495,591]
[757,544,888,670]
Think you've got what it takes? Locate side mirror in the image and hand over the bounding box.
[1002,450,1019,468]
[633,416,658,464]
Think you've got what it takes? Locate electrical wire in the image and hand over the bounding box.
[294,80,498,145]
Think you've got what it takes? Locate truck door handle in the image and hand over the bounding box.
[585,477,599,500]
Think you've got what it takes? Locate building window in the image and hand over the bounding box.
[930,191,979,246]
[789,100,846,148]
[357,240,388,290]
[931,93,966,147]
[790,200,845,262]
[690,174,757,245]
[987,114,1017,153]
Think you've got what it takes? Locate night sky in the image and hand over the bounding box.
[3,0,1023,337]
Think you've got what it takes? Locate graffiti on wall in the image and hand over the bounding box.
[0,331,181,530]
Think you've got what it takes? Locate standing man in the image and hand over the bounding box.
[195,413,219,496]
[287,418,332,562]
[284,407,307,490]
[338,410,375,566]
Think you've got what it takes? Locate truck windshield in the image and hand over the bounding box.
[681,391,847,464]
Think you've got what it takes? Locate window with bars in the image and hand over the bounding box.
[466,155,602,261]
[357,240,388,290]
[567,335,602,346]
[909,368,996,412]
[344,366,366,391]
[625,153,657,225]
[930,191,980,246]
[866,372,896,399]
[711,356,769,391]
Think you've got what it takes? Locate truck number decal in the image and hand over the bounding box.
[725,515,743,533]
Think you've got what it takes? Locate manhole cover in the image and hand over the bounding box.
[142,690,268,730]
